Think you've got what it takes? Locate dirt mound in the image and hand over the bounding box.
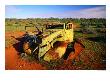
[5,46,46,70]
[68,43,84,60]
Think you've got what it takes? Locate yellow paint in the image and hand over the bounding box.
[55,47,66,58]
[27,23,74,61]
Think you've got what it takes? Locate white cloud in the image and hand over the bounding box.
[70,6,106,18]
[5,6,106,18]
[33,6,106,18]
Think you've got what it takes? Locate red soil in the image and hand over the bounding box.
[5,32,46,70]
[5,31,25,38]
[67,42,84,61]
[5,32,84,70]
[5,46,18,69]
[5,46,46,70]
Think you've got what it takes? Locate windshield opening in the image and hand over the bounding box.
[47,24,64,29]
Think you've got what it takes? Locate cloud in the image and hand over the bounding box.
[5,6,106,18]
[33,6,106,18]
[68,6,106,18]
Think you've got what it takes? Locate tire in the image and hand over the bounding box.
[23,41,39,58]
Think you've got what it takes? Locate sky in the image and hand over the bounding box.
[5,5,106,18]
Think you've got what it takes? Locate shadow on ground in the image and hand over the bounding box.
[86,36,106,43]
[12,36,25,54]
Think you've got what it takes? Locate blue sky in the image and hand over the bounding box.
[5,5,106,18]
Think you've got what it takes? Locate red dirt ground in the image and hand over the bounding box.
[67,42,84,61]
[5,46,46,70]
[5,32,46,70]
[5,32,84,70]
